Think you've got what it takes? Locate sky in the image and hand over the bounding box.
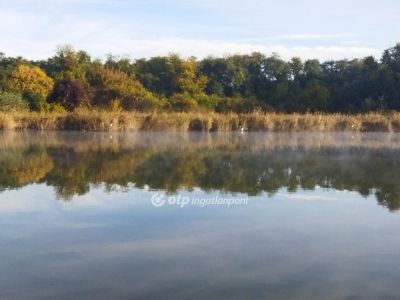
[0,0,399,61]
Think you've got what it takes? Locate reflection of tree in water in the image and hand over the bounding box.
[1,140,400,211]
[0,147,53,189]
[132,149,400,212]
[43,147,158,200]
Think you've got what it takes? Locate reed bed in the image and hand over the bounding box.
[1,111,400,132]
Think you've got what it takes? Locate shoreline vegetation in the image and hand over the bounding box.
[2,111,400,132]
[1,43,400,119]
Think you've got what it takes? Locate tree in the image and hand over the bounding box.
[176,57,208,96]
[8,64,54,98]
[40,45,91,81]
[48,78,92,111]
[133,55,182,97]
[382,43,400,73]
[88,64,162,111]
[1,53,28,92]
[199,57,230,96]
[299,83,330,112]
[134,54,207,97]
[105,55,135,77]
[2,42,400,113]
[381,43,400,109]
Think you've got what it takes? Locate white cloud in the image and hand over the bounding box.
[229,33,363,42]
[0,3,384,61]
[1,35,382,61]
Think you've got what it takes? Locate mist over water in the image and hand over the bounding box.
[1,132,400,299]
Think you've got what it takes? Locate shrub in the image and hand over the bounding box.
[169,93,198,111]
[24,91,66,113]
[48,78,92,111]
[196,94,220,111]
[215,96,259,113]
[0,91,28,111]
[23,92,47,111]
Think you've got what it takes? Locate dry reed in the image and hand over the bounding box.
[1,111,399,132]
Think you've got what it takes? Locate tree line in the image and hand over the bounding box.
[1,43,400,113]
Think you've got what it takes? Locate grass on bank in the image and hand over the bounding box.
[1,110,400,132]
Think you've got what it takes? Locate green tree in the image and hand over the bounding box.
[40,45,91,81]
[134,54,207,97]
[381,43,400,109]
[88,64,162,111]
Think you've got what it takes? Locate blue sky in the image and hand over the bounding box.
[0,0,399,61]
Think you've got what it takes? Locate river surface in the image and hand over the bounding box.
[1,131,400,299]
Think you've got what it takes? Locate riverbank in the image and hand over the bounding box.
[1,111,400,132]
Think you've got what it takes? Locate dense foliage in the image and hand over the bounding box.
[1,43,400,113]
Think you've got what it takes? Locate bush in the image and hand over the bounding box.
[215,96,259,113]
[48,78,92,111]
[169,93,198,111]
[23,92,47,111]
[24,91,66,113]
[47,103,67,113]
[0,91,28,111]
[196,94,220,111]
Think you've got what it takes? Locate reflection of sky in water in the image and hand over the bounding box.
[1,184,400,299]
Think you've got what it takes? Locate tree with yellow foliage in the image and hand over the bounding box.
[177,57,208,96]
[8,64,54,98]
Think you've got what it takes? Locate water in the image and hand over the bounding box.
[1,131,400,299]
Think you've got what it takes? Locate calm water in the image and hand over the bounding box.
[1,131,400,299]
